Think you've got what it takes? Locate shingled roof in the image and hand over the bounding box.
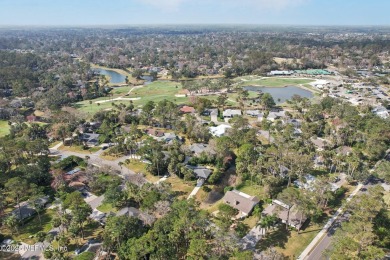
[223,190,259,216]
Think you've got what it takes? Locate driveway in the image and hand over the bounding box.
[240,226,266,250]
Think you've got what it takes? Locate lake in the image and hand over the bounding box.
[95,68,126,84]
[96,68,154,85]
[243,86,313,104]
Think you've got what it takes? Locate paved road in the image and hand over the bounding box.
[302,181,389,260]
[50,143,146,183]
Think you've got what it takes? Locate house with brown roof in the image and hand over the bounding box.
[223,190,259,218]
[180,106,195,114]
[262,199,307,230]
[145,128,164,137]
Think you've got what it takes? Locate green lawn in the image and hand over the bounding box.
[75,81,189,113]
[0,209,56,245]
[0,120,10,137]
[97,202,117,213]
[236,181,266,200]
[124,161,161,182]
[236,76,314,87]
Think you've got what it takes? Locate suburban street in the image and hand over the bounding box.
[302,181,390,260]
[49,143,147,183]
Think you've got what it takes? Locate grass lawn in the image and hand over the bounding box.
[97,202,117,213]
[0,120,10,137]
[165,176,195,199]
[58,144,101,154]
[124,161,160,182]
[257,222,322,258]
[235,76,314,87]
[0,209,56,245]
[75,81,189,113]
[243,215,260,229]
[236,181,266,200]
[0,252,20,260]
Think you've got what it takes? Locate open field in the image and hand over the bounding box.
[235,76,314,87]
[74,81,189,113]
[0,120,10,137]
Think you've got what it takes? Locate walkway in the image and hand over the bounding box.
[187,180,204,200]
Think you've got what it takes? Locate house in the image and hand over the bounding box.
[262,199,307,230]
[145,128,164,137]
[116,206,141,218]
[372,106,389,119]
[209,124,232,137]
[189,143,210,156]
[157,132,181,144]
[246,110,261,117]
[267,111,286,121]
[187,166,212,180]
[81,133,100,147]
[223,109,242,118]
[223,190,259,218]
[294,174,316,190]
[11,196,50,220]
[311,137,329,151]
[26,115,37,122]
[180,106,195,114]
[268,70,294,76]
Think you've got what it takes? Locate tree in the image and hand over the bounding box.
[5,177,30,221]
[217,93,228,111]
[260,93,276,111]
[376,161,390,183]
[28,184,45,226]
[63,192,92,239]
[3,215,19,235]
[103,215,145,253]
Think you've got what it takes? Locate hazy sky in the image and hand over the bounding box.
[0,0,388,26]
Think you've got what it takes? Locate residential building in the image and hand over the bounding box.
[223,190,259,218]
[262,199,307,230]
[223,109,242,118]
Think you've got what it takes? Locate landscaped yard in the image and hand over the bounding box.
[97,202,117,213]
[256,222,322,258]
[124,161,160,182]
[236,181,266,200]
[0,209,56,245]
[165,176,195,199]
[0,120,10,137]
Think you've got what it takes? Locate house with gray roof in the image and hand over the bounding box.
[262,199,307,230]
[187,166,212,180]
[223,109,242,118]
[11,196,49,221]
[223,190,259,218]
[189,143,210,155]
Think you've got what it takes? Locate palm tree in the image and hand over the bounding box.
[4,215,19,235]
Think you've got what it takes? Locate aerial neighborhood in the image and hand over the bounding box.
[0,25,389,260]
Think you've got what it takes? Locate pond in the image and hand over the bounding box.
[95,68,126,84]
[243,86,313,104]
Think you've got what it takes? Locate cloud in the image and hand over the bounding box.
[137,0,308,12]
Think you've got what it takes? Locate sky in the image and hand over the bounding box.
[0,0,389,26]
